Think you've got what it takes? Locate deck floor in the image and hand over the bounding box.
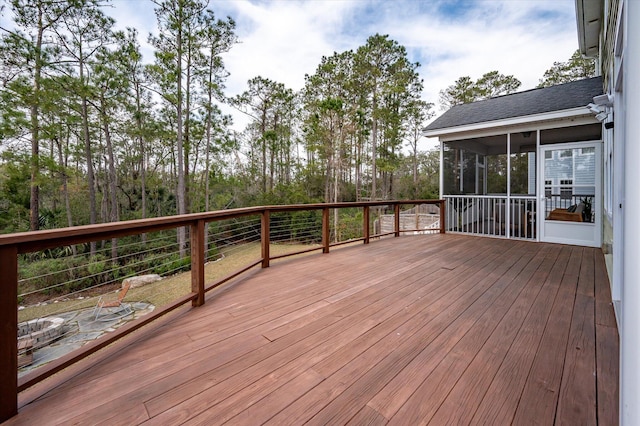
[7,234,619,425]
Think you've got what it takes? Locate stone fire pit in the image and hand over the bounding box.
[18,317,65,367]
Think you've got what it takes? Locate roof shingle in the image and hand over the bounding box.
[424,76,603,132]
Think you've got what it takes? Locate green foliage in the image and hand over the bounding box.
[0,1,440,245]
[154,254,191,276]
[19,254,113,297]
[439,71,521,109]
[0,153,31,232]
[87,255,107,276]
[335,209,363,241]
[538,50,596,88]
[17,231,196,302]
[270,210,322,244]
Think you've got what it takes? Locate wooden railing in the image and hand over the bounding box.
[0,199,444,421]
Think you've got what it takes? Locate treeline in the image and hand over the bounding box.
[0,0,596,243]
[0,0,441,245]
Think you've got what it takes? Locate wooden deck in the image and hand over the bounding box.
[7,234,618,425]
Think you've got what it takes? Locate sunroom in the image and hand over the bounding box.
[424,77,604,247]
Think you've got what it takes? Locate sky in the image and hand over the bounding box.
[4,0,581,150]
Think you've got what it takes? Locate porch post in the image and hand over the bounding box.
[536,129,541,242]
[190,220,205,307]
[506,132,511,238]
[322,208,330,253]
[0,245,18,422]
[439,141,444,199]
[394,204,401,237]
[622,1,640,424]
[261,210,270,268]
[363,206,370,244]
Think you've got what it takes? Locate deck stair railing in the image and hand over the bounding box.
[0,199,445,422]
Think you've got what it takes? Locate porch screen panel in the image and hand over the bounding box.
[443,143,484,195]
[486,154,507,194]
[462,152,479,194]
[510,132,536,196]
[442,144,459,194]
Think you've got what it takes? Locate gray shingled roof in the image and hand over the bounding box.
[424,76,603,132]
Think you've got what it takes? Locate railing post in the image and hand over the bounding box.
[440,199,446,234]
[190,220,205,307]
[363,206,370,244]
[0,245,18,422]
[261,210,270,268]
[394,203,401,237]
[322,208,330,253]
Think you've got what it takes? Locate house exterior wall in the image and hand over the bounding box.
[584,0,640,423]
[621,1,640,424]
[527,153,536,194]
[543,149,595,189]
[601,0,620,88]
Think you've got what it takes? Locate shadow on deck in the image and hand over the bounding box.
[7,234,618,425]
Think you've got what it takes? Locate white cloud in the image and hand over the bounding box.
[218,0,361,95]
[103,0,158,59]
[101,0,581,148]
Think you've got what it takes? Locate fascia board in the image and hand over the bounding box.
[576,0,587,55]
[423,107,594,139]
[576,0,588,55]
[575,0,603,57]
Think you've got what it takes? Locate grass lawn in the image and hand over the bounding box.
[18,242,320,323]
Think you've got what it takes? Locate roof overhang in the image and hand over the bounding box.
[423,107,596,141]
[576,0,603,57]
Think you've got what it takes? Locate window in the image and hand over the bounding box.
[560,150,572,158]
[560,179,573,199]
[582,147,595,155]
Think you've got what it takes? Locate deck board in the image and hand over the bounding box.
[470,245,568,424]
[426,245,571,425]
[512,248,580,424]
[386,244,560,424]
[6,235,618,425]
[325,241,544,424]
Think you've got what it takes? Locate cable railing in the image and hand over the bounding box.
[0,199,445,422]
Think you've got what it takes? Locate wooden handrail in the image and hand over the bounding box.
[0,199,444,422]
[0,200,440,250]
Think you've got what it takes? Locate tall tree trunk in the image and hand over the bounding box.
[29,7,44,231]
[371,87,378,200]
[356,137,362,201]
[333,146,340,242]
[56,136,77,256]
[135,84,147,244]
[184,40,192,214]
[270,114,278,191]
[203,52,215,257]
[80,51,97,255]
[101,99,119,263]
[412,143,418,199]
[261,106,267,193]
[175,17,187,258]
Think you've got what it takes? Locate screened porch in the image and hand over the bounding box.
[441,123,602,242]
